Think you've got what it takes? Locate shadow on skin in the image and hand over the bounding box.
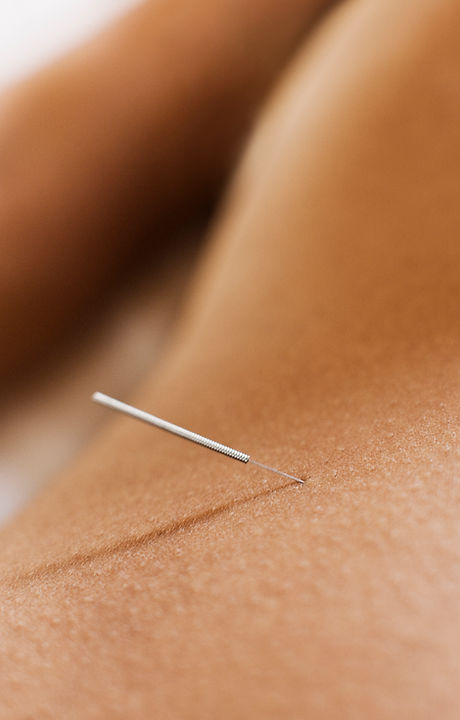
[6,479,301,588]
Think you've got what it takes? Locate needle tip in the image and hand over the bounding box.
[249,458,304,485]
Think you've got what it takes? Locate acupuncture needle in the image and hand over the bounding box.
[92,392,303,484]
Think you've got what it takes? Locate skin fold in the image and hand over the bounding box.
[1,0,459,717]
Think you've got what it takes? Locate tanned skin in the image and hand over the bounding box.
[1,0,459,717]
[0,0,332,384]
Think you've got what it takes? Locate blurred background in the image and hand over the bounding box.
[0,0,139,90]
[0,0,194,525]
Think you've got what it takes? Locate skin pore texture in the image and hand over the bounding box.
[1,0,459,717]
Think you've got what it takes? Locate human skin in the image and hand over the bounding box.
[1,0,460,717]
[0,0,333,387]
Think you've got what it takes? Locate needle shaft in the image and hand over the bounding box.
[92,392,303,484]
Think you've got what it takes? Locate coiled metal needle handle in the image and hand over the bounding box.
[92,392,303,484]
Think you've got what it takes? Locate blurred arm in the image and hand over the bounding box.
[0,0,333,387]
